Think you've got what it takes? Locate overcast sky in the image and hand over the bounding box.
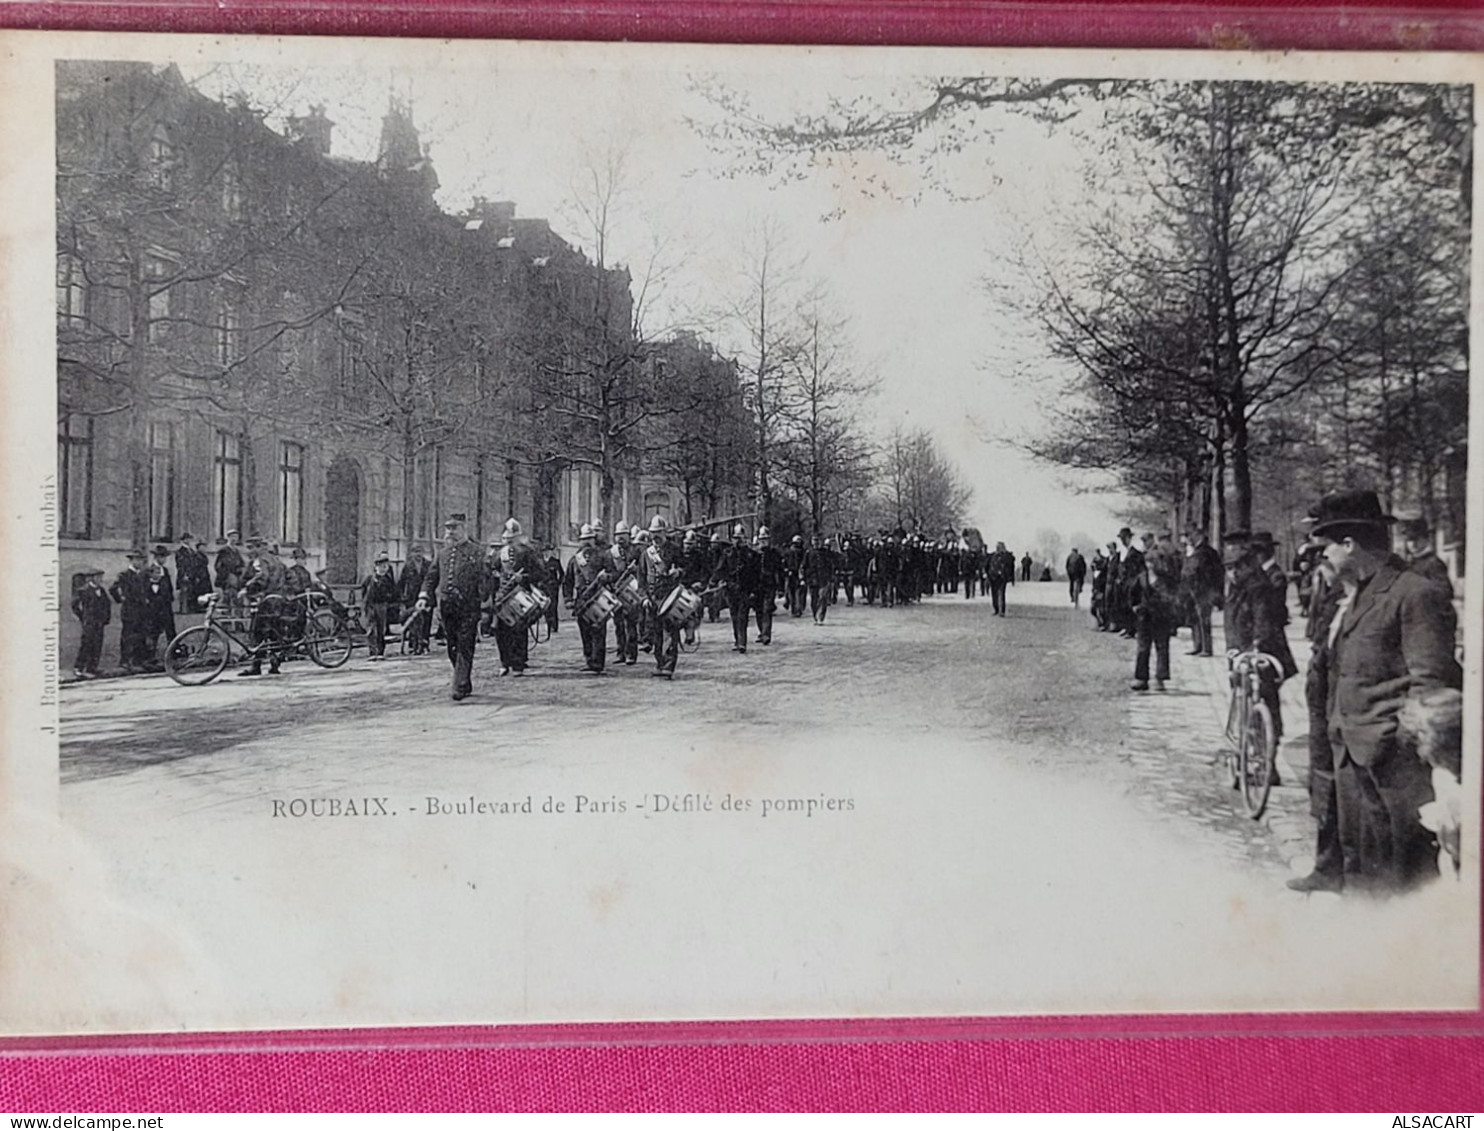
[188,51,1136,554]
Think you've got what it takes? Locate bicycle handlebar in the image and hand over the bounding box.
[1227,649,1285,676]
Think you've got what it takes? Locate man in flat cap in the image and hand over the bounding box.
[1309,489,1461,893]
[416,513,491,700]
[214,529,246,605]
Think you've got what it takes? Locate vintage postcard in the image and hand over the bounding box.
[0,31,1479,1035]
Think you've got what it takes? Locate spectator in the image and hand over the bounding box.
[70,568,110,679]
[1310,489,1461,893]
[1182,530,1223,658]
[361,550,400,661]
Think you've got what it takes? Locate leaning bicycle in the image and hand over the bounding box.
[1224,647,1285,819]
[164,591,354,686]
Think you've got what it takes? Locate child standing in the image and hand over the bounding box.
[70,568,111,678]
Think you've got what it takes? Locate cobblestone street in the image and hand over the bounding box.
[45,581,1475,1030]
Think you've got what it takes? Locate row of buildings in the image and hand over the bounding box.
[57,61,752,592]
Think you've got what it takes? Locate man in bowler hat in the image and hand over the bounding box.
[1308,489,1461,893]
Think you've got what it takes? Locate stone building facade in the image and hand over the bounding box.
[56,61,678,612]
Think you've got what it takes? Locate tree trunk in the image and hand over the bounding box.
[401,427,416,548]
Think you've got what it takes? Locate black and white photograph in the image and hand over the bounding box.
[1,33,1479,1033]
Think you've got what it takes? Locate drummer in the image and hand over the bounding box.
[562,522,611,675]
[493,517,544,676]
[679,529,710,647]
[638,514,683,679]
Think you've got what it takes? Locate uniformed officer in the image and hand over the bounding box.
[705,530,726,623]
[563,522,612,674]
[639,515,683,678]
[609,521,640,665]
[802,531,836,624]
[986,541,1016,616]
[416,513,490,701]
[783,534,806,618]
[492,518,543,676]
[754,525,784,645]
[679,529,711,646]
[712,523,761,653]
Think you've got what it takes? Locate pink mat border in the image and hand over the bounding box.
[4,0,1483,1108]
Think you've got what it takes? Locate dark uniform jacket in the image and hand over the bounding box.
[802,546,836,586]
[1326,555,1462,768]
[782,546,804,583]
[563,546,610,604]
[638,540,682,604]
[421,539,490,609]
[494,543,544,604]
[756,546,785,598]
[712,542,760,596]
[986,550,1016,582]
[1065,551,1087,581]
[680,545,712,587]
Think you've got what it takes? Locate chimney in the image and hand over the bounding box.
[468,197,517,236]
[288,105,334,158]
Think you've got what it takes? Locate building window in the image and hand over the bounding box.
[216,298,241,367]
[213,430,243,540]
[144,254,174,343]
[413,448,441,541]
[279,441,304,546]
[148,124,177,191]
[58,411,93,539]
[148,421,176,541]
[564,467,581,539]
[644,489,671,523]
[221,161,243,220]
[56,253,87,324]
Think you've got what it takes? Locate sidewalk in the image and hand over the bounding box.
[1127,606,1320,878]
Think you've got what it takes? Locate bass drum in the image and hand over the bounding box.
[658,585,703,628]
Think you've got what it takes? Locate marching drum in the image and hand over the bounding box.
[658,585,703,628]
[574,585,620,627]
[613,571,645,614]
[495,586,544,628]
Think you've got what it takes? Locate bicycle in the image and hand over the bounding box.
[164,591,354,686]
[1224,647,1286,819]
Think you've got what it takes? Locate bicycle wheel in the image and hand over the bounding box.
[306,611,353,668]
[1239,701,1277,819]
[164,625,231,686]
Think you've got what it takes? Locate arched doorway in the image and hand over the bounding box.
[325,456,362,584]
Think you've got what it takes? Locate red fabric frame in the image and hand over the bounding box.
[5,0,1483,1109]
